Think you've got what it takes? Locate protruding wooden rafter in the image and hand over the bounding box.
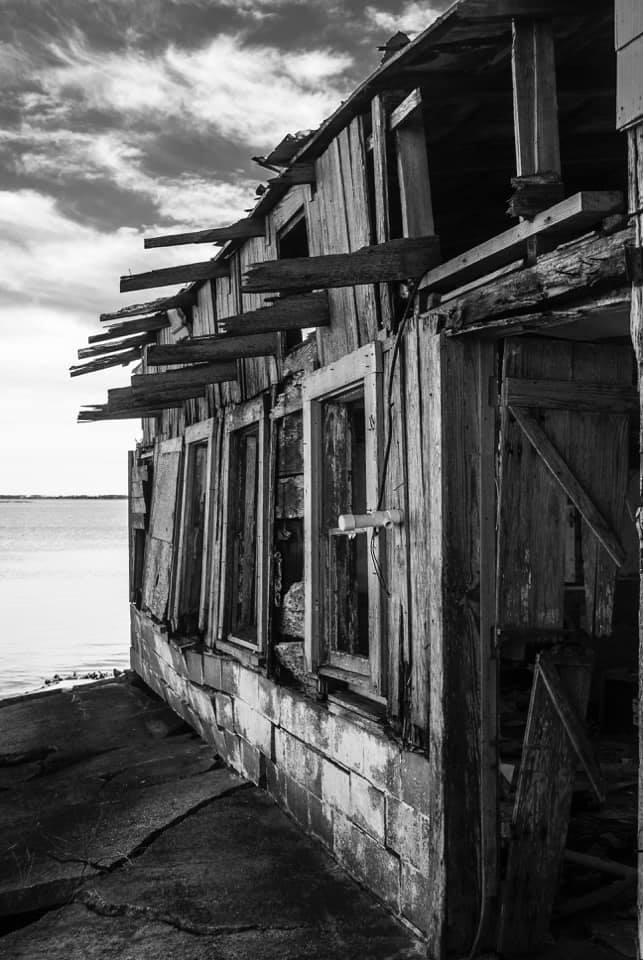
[144,217,265,249]
[266,163,316,188]
[218,292,329,336]
[78,404,169,422]
[242,237,440,294]
[131,362,238,391]
[108,384,205,406]
[100,293,191,322]
[77,332,156,360]
[88,313,169,343]
[121,259,231,293]
[147,331,280,366]
[70,348,142,377]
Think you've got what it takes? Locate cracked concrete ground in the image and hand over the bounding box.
[0,675,425,959]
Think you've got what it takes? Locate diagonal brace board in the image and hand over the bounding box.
[537,658,604,802]
[509,406,625,566]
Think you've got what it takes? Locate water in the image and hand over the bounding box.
[0,498,130,700]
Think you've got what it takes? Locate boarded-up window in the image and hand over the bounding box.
[172,420,213,636]
[128,449,151,607]
[219,397,269,654]
[141,437,182,622]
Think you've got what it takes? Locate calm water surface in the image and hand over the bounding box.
[0,499,130,699]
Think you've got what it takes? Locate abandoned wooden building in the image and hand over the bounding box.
[74,0,643,955]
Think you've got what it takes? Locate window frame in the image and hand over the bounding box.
[218,395,270,659]
[303,341,384,699]
[171,419,215,634]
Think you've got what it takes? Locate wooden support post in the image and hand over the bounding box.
[242,238,440,294]
[371,93,396,330]
[498,649,594,955]
[121,259,230,293]
[144,217,265,248]
[147,331,280,366]
[510,19,563,218]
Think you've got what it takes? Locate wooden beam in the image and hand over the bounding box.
[218,293,329,336]
[147,331,280,366]
[89,313,169,343]
[243,237,440,294]
[463,0,589,20]
[509,405,626,566]
[537,657,605,803]
[131,362,238,391]
[512,19,561,178]
[267,163,316,187]
[78,332,155,360]
[121,259,230,293]
[503,377,638,413]
[438,226,632,334]
[421,192,623,296]
[389,88,422,131]
[70,348,143,377]
[78,406,165,422]
[144,217,265,249]
[108,384,205,407]
[99,293,190,322]
[371,93,395,330]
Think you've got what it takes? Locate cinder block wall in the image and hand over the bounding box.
[131,607,433,937]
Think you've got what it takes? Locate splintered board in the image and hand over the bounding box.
[141,438,182,621]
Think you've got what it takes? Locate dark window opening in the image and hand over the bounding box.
[277,213,309,351]
[176,440,208,635]
[228,424,259,642]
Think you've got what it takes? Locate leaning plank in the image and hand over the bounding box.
[219,293,329,336]
[89,313,169,343]
[420,192,623,296]
[78,332,155,360]
[510,406,625,566]
[147,331,280,366]
[498,649,594,955]
[131,362,237,391]
[537,658,604,802]
[100,293,190,322]
[121,259,230,293]
[144,217,265,249]
[503,377,638,413]
[70,348,142,377]
[440,226,631,332]
[243,237,441,293]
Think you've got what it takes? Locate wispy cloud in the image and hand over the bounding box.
[365,2,443,36]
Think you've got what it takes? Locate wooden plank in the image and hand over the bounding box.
[498,650,594,955]
[510,406,625,566]
[69,348,142,377]
[78,406,166,421]
[242,237,440,293]
[616,0,643,49]
[108,384,205,406]
[461,0,594,17]
[121,259,230,293]
[617,33,643,130]
[131,362,237,391]
[147,331,279,366]
[389,88,422,131]
[267,163,316,187]
[78,331,155,360]
[511,19,561,178]
[99,294,190,322]
[420,192,623,296]
[371,93,394,331]
[144,217,265,249]
[89,313,169,343]
[439,226,632,333]
[503,377,638,412]
[537,657,604,802]
[394,93,435,239]
[218,292,329,336]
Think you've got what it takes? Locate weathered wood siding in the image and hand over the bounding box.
[617,0,643,130]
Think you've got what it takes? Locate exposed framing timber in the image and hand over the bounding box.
[147,331,280,366]
[267,163,316,187]
[144,217,265,249]
[503,377,638,413]
[420,192,623,295]
[393,89,435,238]
[89,313,169,343]
[108,384,205,406]
[78,405,165,421]
[70,348,142,377]
[389,88,422,131]
[243,237,440,294]
[131,362,238,391]
[462,0,593,17]
[218,292,329,336]
[78,332,155,360]
[100,293,191,322]
[509,405,626,566]
[121,259,231,293]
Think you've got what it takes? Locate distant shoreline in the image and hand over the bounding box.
[0,495,127,500]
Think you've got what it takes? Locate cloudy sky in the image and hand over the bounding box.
[1,0,447,495]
